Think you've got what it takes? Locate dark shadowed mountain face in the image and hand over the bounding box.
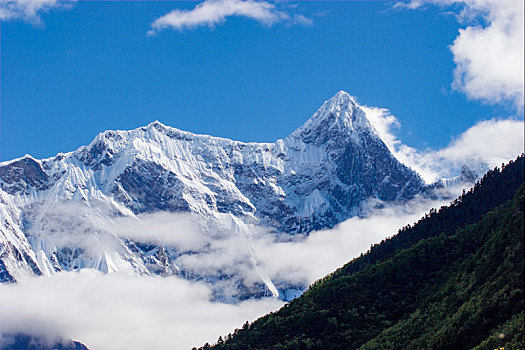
[0,91,427,298]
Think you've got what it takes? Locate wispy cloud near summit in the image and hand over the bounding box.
[148,0,312,35]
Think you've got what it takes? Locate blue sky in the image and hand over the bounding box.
[0,0,523,162]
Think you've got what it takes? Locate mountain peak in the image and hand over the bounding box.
[288,91,373,145]
[146,120,167,129]
[329,90,356,106]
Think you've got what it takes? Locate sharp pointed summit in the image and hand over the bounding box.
[289,91,375,146]
[146,120,167,130]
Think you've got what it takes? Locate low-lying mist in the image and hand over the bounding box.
[0,190,459,349]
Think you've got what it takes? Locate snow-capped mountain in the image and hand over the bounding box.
[0,91,427,299]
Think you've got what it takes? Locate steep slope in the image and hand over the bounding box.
[0,91,426,292]
[204,155,524,349]
[0,188,42,282]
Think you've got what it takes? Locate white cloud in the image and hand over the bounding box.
[99,212,206,252]
[0,0,72,25]
[393,0,424,10]
[435,118,524,167]
[0,270,284,350]
[0,195,448,350]
[148,0,311,34]
[451,0,524,110]
[362,105,524,183]
[254,196,446,285]
[392,0,524,180]
[395,0,524,110]
[405,118,524,182]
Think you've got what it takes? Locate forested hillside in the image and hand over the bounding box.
[200,155,525,350]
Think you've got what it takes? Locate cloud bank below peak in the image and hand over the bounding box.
[148,0,312,35]
[0,194,450,350]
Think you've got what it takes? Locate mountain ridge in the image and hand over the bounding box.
[0,91,432,300]
[0,90,426,229]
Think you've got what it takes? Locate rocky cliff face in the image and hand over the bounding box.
[0,91,427,299]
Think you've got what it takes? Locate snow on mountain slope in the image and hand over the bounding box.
[0,188,42,282]
[0,91,427,299]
